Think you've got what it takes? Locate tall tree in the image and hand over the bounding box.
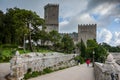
[86,39,98,59]
[4,7,44,51]
[0,10,5,44]
[49,30,61,45]
[95,44,108,63]
[80,39,87,58]
[61,34,75,53]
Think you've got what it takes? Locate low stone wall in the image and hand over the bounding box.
[94,54,120,80]
[94,62,111,80]
[10,51,77,80]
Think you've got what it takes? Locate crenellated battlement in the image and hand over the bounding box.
[78,24,97,27]
[44,4,59,9]
[78,24,97,44]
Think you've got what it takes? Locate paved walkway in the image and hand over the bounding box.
[0,63,10,80]
[29,64,95,80]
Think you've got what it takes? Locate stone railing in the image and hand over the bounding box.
[94,62,111,80]
[10,51,77,80]
[94,54,120,80]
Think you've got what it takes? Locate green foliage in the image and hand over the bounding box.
[95,44,108,63]
[101,43,120,52]
[76,39,108,63]
[24,67,53,79]
[79,56,85,64]
[42,67,53,74]
[31,71,40,77]
[61,34,75,53]
[27,68,32,73]
[86,39,98,59]
[0,44,17,63]
[2,44,18,48]
[0,7,45,52]
[49,30,61,45]
[23,66,72,79]
[87,39,98,50]
[74,55,85,64]
[0,48,12,62]
[77,39,86,58]
[24,73,31,79]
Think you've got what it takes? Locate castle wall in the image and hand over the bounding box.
[45,25,58,32]
[78,24,96,44]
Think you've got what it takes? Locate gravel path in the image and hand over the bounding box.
[29,64,95,80]
[0,63,10,80]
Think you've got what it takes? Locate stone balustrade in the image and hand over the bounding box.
[10,51,77,80]
[94,54,120,80]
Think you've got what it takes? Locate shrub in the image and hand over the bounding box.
[74,55,85,64]
[79,56,84,64]
[2,44,17,48]
[24,73,31,79]
[43,67,53,74]
[27,68,32,73]
[31,71,40,77]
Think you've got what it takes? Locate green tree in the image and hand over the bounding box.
[86,39,108,63]
[101,43,120,52]
[95,44,108,63]
[0,10,5,44]
[49,30,61,45]
[4,7,44,51]
[80,39,86,58]
[61,34,75,53]
[39,30,49,46]
[86,39,98,59]
[101,43,111,51]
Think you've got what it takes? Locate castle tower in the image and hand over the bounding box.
[44,4,59,32]
[78,24,97,44]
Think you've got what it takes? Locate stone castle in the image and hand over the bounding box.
[44,4,97,43]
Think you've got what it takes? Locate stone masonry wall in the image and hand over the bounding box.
[94,62,120,80]
[94,62,111,80]
[10,51,77,80]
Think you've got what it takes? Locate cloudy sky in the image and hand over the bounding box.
[0,0,120,46]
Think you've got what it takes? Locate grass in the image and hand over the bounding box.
[24,68,53,79]
[38,49,53,53]
[0,46,54,63]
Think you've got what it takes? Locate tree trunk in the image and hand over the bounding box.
[28,23,33,52]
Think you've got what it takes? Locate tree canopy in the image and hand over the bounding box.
[61,34,75,53]
[76,39,108,63]
[0,7,45,51]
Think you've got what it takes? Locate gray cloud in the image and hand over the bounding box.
[87,0,120,10]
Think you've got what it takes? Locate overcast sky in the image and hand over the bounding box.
[0,0,120,46]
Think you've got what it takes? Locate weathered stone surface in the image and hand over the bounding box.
[10,51,77,80]
[94,53,120,80]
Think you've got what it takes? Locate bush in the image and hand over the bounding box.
[0,48,13,63]
[2,44,17,48]
[74,55,85,64]
[24,67,53,79]
[24,73,31,79]
[79,56,84,64]
[31,71,40,77]
[42,67,53,74]
[27,68,32,73]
